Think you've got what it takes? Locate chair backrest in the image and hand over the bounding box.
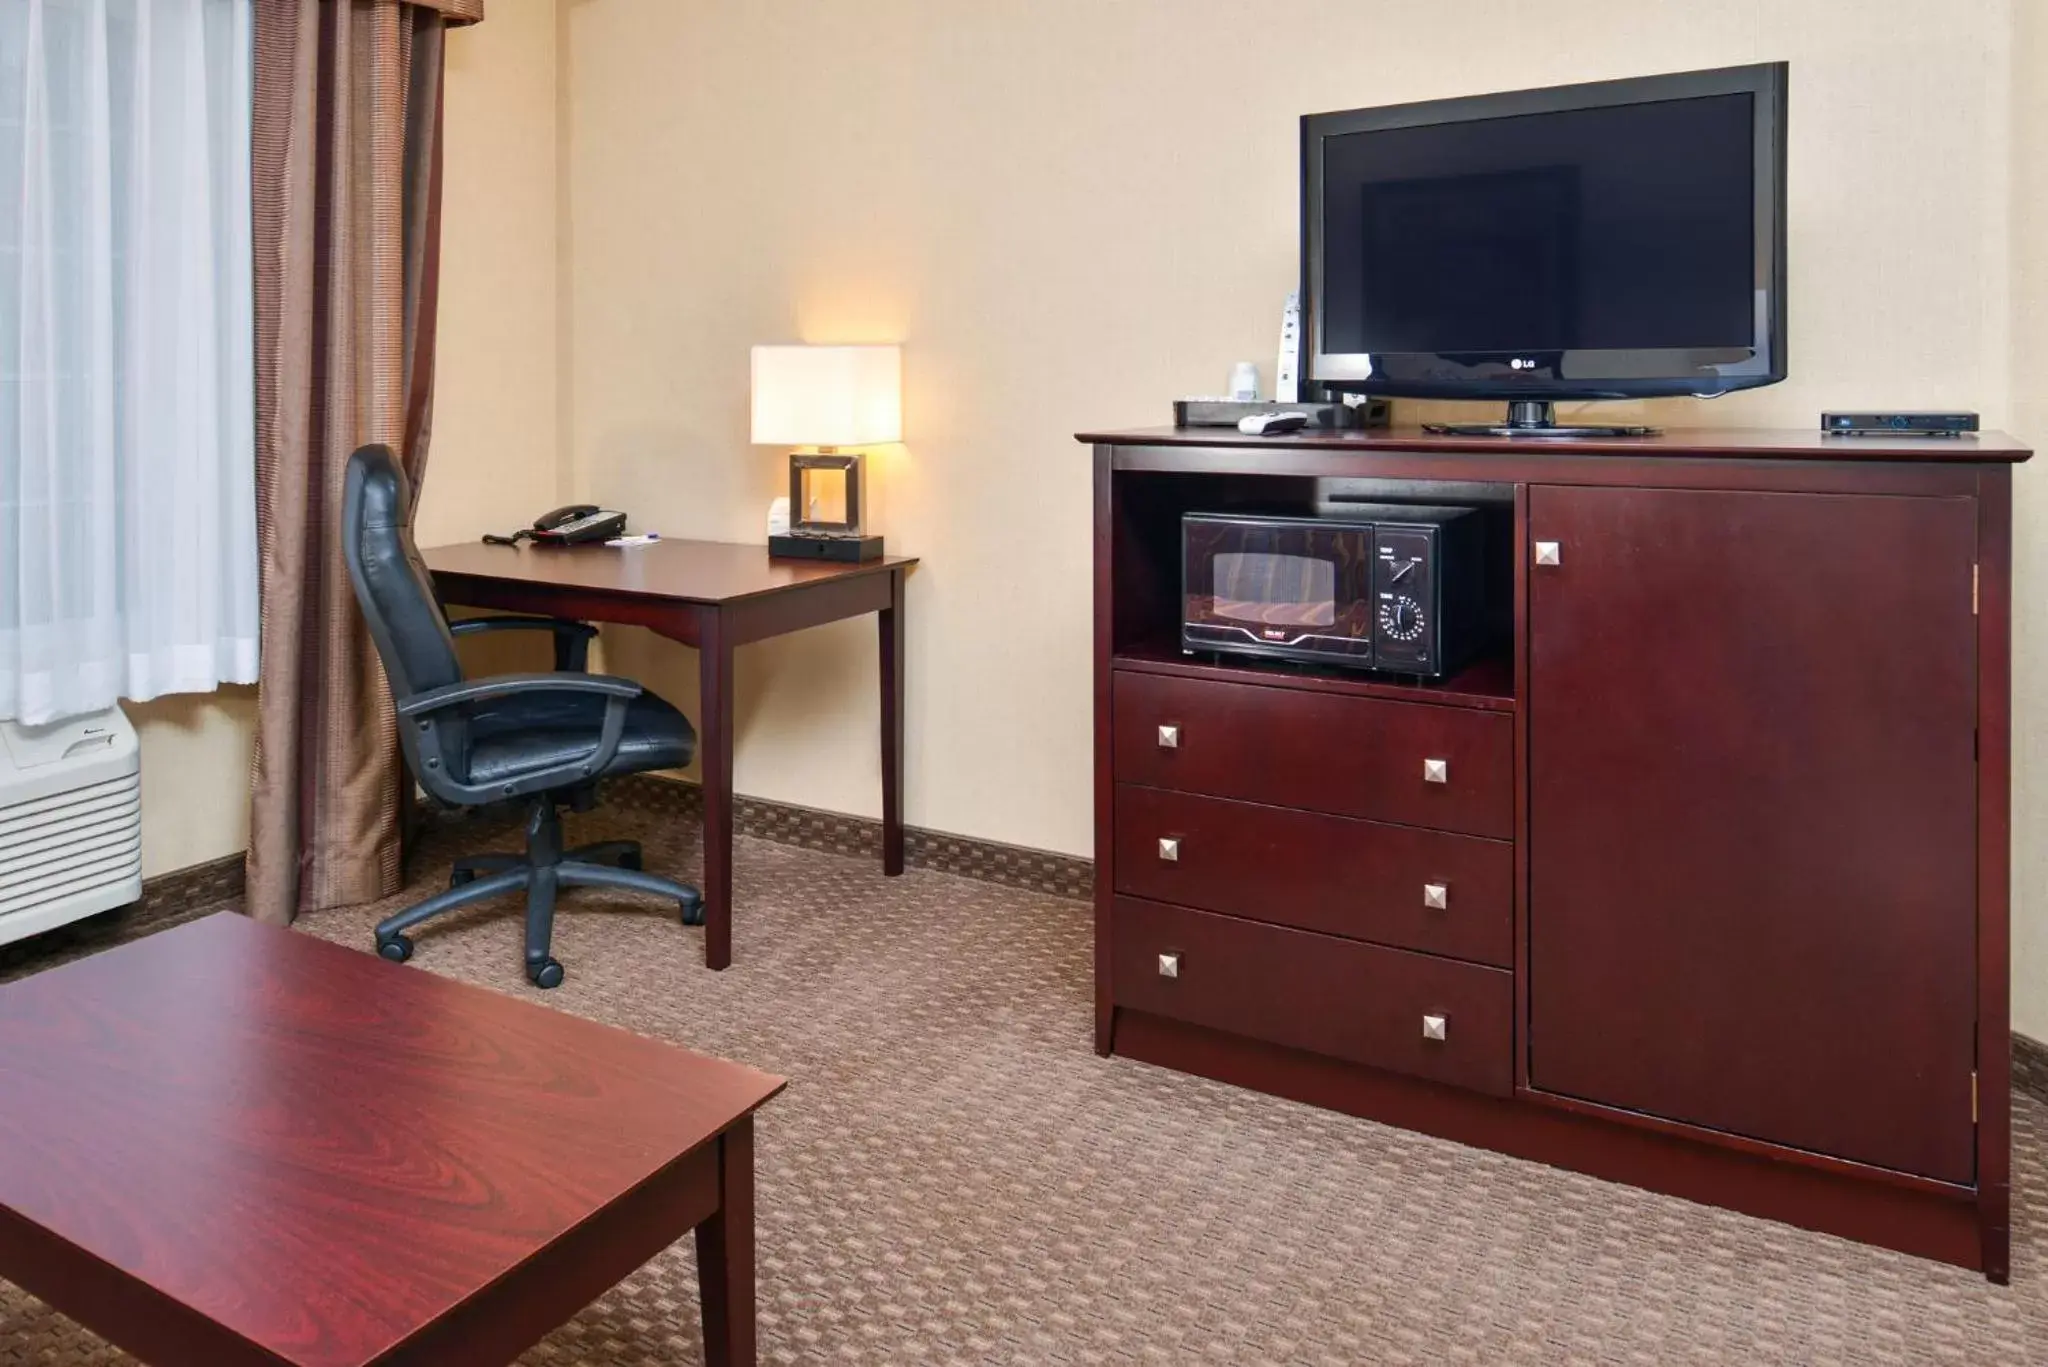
[341,444,463,703]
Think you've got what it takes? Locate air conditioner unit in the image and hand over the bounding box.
[0,708,143,948]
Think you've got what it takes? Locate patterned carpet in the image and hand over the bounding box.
[4,802,2048,1365]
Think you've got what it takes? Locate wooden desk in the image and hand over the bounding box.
[0,913,785,1366]
[423,538,918,970]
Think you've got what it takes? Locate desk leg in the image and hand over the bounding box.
[880,568,906,876]
[696,1116,756,1367]
[699,606,736,970]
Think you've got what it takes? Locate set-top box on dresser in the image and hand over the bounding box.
[1081,422,2027,1282]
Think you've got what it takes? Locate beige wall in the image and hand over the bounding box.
[417,0,565,547]
[125,691,257,877]
[2009,3,2048,1037]
[563,0,2017,859]
[127,4,563,878]
[129,0,2048,1034]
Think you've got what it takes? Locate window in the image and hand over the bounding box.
[0,0,257,725]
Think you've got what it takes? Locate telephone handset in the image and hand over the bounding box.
[483,504,629,547]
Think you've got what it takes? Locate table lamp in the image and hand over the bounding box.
[751,343,901,562]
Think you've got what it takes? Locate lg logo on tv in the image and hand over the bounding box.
[1509,358,1537,370]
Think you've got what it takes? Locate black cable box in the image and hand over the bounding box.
[1821,411,1979,437]
[1173,398,1390,430]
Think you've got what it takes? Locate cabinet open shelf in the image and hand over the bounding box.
[1112,634,1516,712]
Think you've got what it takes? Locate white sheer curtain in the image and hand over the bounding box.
[0,0,257,725]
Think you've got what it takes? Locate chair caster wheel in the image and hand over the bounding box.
[679,891,705,927]
[620,849,643,872]
[528,958,565,989]
[378,935,414,964]
[449,868,475,889]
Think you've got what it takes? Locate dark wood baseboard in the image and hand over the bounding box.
[138,850,247,914]
[6,776,1085,989]
[0,852,245,981]
[603,774,1093,902]
[1112,1009,1986,1276]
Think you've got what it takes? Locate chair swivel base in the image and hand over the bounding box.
[374,802,704,988]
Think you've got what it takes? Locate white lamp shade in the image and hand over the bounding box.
[750,344,902,447]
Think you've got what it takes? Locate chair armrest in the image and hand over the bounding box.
[448,615,598,671]
[397,672,640,718]
[399,673,642,802]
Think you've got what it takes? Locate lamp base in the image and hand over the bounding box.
[769,532,886,563]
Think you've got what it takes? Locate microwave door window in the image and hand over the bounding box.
[1211,552,1338,628]
[1183,518,1382,664]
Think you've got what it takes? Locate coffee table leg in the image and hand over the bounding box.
[696,1116,756,1366]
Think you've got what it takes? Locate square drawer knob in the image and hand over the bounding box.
[1423,882,1448,910]
[1158,952,1180,979]
[1158,837,1180,862]
[1422,1014,1447,1042]
[1422,757,1449,784]
[1535,541,1561,566]
[1157,724,1179,749]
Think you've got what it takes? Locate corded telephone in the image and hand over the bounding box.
[482,505,628,547]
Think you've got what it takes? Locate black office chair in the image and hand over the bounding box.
[341,444,703,988]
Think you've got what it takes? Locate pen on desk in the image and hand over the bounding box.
[606,532,661,548]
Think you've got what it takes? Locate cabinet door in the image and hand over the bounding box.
[1528,486,1978,1183]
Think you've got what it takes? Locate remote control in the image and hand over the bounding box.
[1238,411,1310,436]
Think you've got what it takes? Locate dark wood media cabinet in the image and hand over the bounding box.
[1081,424,2028,1281]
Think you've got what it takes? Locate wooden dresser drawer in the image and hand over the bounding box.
[1112,671,1514,838]
[1114,785,1513,967]
[1111,896,1512,1096]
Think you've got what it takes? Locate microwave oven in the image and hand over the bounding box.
[1181,508,1487,678]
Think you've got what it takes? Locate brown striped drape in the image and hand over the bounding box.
[247,0,482,926]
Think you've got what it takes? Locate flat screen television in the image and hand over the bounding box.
[1302,63,1787,435]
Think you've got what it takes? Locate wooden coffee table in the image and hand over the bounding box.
[0,913,785,1366]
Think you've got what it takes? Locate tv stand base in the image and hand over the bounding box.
[1423,398,1662,439]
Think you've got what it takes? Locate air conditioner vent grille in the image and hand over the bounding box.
[0,710,144,945]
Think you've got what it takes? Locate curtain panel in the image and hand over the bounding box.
[0,0,261,726]
[246,0,477,925]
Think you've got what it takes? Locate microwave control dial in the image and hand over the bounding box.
[1380,595,1425,641]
